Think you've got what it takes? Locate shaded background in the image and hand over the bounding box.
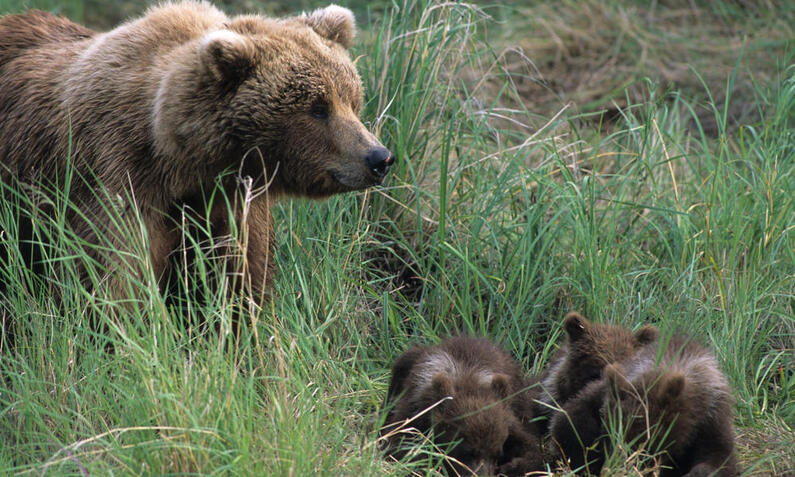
[4,0,792,132]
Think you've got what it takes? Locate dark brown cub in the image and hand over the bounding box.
[534,312,659,432]
[381,336,544,476]
[550,335,737,477]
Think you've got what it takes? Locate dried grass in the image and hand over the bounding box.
[479,0,793,134]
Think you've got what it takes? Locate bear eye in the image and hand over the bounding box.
[310,102,330,120]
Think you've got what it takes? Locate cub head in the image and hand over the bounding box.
[156,6,393,197]
[555,312,659,402]
[603,364,688,450]
[427,372,521,475]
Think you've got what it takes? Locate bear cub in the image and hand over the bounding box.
[603,336,736,476]
[549,326,737,476]
[534,312,659,432]
[381,336,544,476]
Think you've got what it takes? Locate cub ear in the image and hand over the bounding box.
[604,363,632,396]
[657,372,685,404]
[634,325,659,345]
[563,312,590,341]
[490,374,511,400]
[303,5,356,48]
[200,30,255,83]
[431,373,455,401]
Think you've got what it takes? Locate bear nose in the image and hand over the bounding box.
[365,147,395,178]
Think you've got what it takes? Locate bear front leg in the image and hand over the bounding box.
[196,191,273,306]
[499,457,548,477]
[675,416,737,477]
[71,200,175,302]
[145,212,180,287]
[549,381,607,475]
[679,443,737,477]
[238,194,275,304]
[497,427,545,476]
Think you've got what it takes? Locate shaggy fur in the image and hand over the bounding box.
[550,335,737,477]
[381,336,544,476]
[546,378,603,473]
[534,312,659,431]
[0,1,391,300]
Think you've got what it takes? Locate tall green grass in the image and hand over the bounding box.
[1,0,793,475]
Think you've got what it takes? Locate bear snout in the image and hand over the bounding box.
[364,146,395,178]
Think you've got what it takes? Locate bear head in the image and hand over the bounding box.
[603,364,690,455]
[425,371,526,476]
[154,5,393,198]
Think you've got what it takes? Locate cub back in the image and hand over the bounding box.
[602,336,737,476]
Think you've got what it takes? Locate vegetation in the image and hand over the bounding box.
[1,0,792,475]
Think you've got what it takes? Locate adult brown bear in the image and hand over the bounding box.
[0,1,392,302]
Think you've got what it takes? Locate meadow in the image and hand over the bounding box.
[0,0,793,475]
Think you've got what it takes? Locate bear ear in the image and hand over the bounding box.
[303,5,356,48]
[657,372,685,404]
[200,30,256,83]
[490,374,511,400]
[634,325,659,345]
[431,373,455,402]
[563,312,589,341]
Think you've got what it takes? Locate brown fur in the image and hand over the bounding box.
[534,312,659,431]
[548,378,607,474]
[381,336,544,476]
[550,335,737,477]
[0,1,391,300]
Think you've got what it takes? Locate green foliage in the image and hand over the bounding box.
[1,0,793,475]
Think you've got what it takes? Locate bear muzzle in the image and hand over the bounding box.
[326,144,394,191]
